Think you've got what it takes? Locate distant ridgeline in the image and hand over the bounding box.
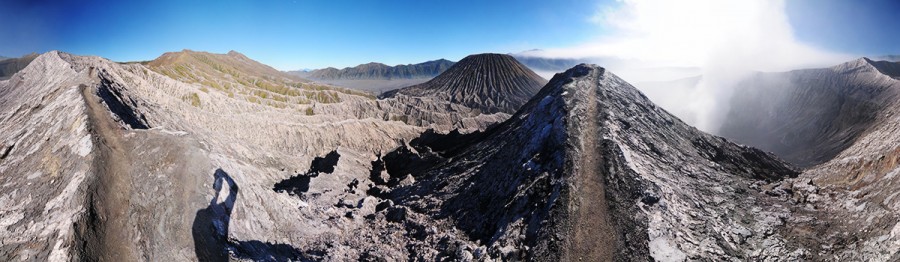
[0,53,39,80]
[290,59,455,80]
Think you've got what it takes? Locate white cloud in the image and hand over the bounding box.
[531,0,855,132]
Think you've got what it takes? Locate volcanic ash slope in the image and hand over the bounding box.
[763,58,900,261]
[0,50,427,260]
[382,64,801,261]
[0,50,539,261]
[720,57,900,168]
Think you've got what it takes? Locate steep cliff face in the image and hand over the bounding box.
[783,59,900,261]
[381,53,547,114]
[702,57,900,260]
[720,58,900,168]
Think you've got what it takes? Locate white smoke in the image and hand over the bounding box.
[532,0,853,132]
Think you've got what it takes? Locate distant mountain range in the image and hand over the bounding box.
[288,59,455,93]
[289,59,455,80]
[0,53,39,80]
[291,50,710,93]
[510,54,592,72]
[876,55,900,62]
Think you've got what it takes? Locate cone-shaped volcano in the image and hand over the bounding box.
[381,53,546,114]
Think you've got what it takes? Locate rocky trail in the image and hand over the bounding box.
[80,82,138,260]
[566,67,617,261]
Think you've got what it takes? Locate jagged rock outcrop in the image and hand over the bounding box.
[0,51,97,261]
[719,57,900,168]
[381,53,547,114]
[746,58,900,261]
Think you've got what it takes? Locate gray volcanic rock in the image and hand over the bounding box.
[0,50,510,261]
[742,58,900,261]
[385,64,799,260]
[719,58,900,168]
[778,103,900,260]
[0,52,96,261]
[0,51,420,260]
[709,57,900,260]
[381,53,547,114]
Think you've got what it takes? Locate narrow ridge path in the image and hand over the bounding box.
[567,69,618,261]
[80,83,139,261]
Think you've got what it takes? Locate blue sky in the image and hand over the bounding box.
[1,0,898,70]
[786,0,900,56]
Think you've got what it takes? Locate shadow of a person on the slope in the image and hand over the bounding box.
[192,168,238,262]
[192,169,307,262]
